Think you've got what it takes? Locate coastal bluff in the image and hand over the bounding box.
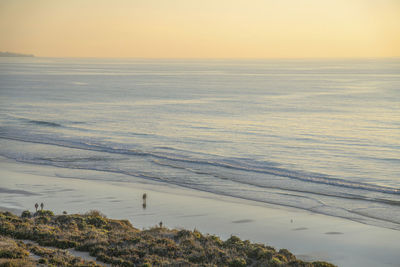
[0,51,34,57]
[0,210,335,266]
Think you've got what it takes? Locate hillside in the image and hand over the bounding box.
[0,210,335,266]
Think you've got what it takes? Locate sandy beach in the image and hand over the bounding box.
[1,156,399,267]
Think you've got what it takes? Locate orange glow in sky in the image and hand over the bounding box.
[0,0,399,58]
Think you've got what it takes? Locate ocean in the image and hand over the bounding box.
[0,57,399,230]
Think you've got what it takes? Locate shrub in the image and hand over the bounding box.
[313,262,337,267]
[176,229,191,238]
[208,234,223,246]
[0,238,29,259]
[85,210,106,218]
[20,211,31,219]
[188,251,206,263]
[269,256,284,266]
[0,221,16,234]
[35,216,50,224]
[38,258,48,264]
[0,249,28,259]
[53,239,78,249]
[229,257,247,267]
[86,216,108,228]
[0,259,36,267]
[193,230,203,240]
[249,246,274,260]
[279,248,295,262]
[224,235,244,249]
[34,210,54,217]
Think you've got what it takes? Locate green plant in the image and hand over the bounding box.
[20,211,31,219]
[35,210,54,217]
[229,257,247,267]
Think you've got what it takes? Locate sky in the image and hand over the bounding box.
[0,0,399,58]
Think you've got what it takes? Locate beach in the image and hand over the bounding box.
[1,156,399,267]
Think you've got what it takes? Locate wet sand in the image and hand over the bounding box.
[1,156,399,267]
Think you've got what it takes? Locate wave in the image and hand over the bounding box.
[10,117,88,128]
[149,156,400,195]
[2,151,400,230]
[23,119,62,127]
[1,134,400,230]
[150,159,400,206]
[0,132,399,196]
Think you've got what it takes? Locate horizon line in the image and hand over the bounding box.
[3,55,400,60]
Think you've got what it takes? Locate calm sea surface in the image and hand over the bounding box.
[1,58,399,229]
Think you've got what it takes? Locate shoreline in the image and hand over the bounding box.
[1,156,400,266]
[1,135,398,232]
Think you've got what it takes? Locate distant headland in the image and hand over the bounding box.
[0,51,34,57]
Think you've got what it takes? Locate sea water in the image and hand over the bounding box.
[0,58,399,229]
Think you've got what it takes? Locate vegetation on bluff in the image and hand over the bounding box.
[0,210,336,266]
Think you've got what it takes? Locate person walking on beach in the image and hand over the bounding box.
[142,193,147,209]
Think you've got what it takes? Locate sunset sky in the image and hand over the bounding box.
[0,0,399,58]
